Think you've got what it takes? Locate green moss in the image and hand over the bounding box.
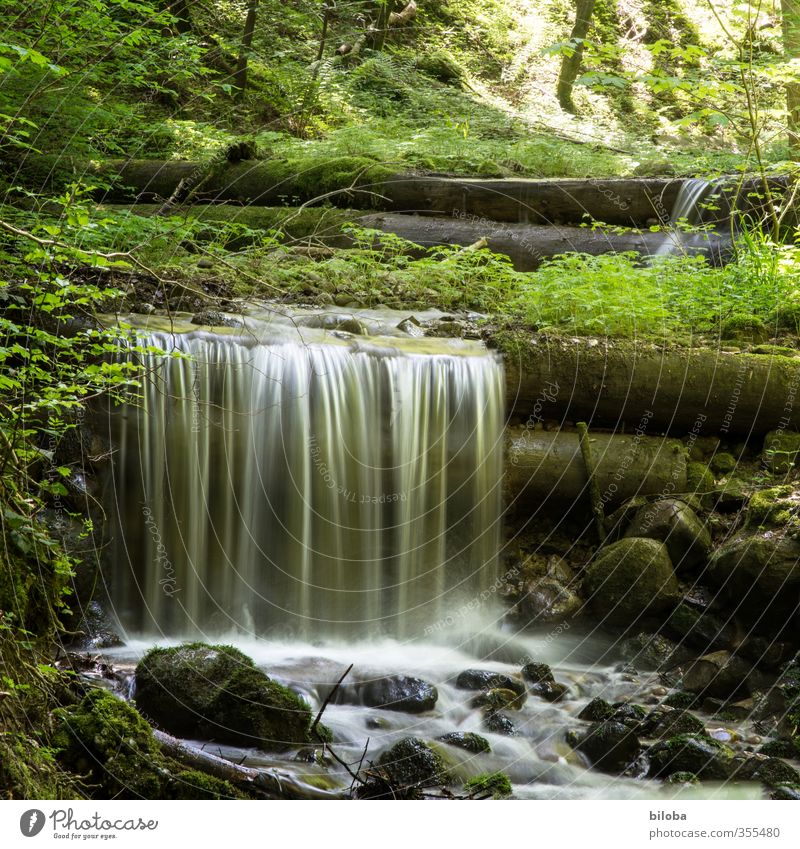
[747,486,795,527]
[377,738,450,789]
[54,689,166,798]
[763,430,800,474]
[464,771,513,799]
[721,314,768,343]
[665,771,699,785]
[135,642,314,750]
[709,452,737,475]
[686,462,715,493]
[437,732,492,754]
[170,770,242,800]
[750,345,799,358]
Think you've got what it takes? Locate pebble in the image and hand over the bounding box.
[745,735,762,746]
[652,686,668,697]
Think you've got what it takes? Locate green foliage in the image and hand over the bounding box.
[464,771,513,798]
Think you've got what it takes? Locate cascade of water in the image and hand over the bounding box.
[108,331,504,641]
[655,177,726,257]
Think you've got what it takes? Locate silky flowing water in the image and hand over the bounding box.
[101,307,759,800]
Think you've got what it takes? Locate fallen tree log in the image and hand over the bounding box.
[505,428,687,510]
[89,160,683,225]
[153,729,346,799]
[504,335,800,436]
[359,212,730,268]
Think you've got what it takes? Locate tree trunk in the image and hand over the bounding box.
[557,0,596,114]
[165,0,193,34]
[781,0,800,154]
[233,0,259,98]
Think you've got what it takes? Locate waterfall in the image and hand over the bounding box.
[655,177,726,257]
[107,330,504,641]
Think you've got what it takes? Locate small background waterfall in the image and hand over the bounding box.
[655,177,728,257]
[107,327,504,640]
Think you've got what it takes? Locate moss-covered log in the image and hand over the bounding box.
[87,160,685,225]
[505,428,687,509]
[503,335,800,436]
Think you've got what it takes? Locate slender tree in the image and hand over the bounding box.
[557,0,596,114]
[782,0,800,154]
[233,0,259,98]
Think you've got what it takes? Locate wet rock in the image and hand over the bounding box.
[707,533,800,627]
[611,703,647,729]
[575,720,641,773]
[624,498,711,572]
[427,319,464,338]
[578,697,615,722]
[333,292,352,307]
[378,737,448,787]
[297,313,366,334]
[759,739,797,758]
[190,310,237,327]
[514,576,582,624]
[357,675,438,713]
[529,681,568,702]
[74,600,122,650]
[620,632,691,672]
[734,753,800,788]
[483,712,516,736]
[771,784,800,800]
[521,662,554,684]
[437,732,491,754]
[665,771,699,785]
[763,430,800,474]
[664,602,735,654]
[397,316,424,337]
[604,497,649,539]
[682,651,753,700]
[470,687,526,711]
[735,637,794,671]
[582,538,680,626]
[648,734,735,780]
[456,669,525,696]
[641,705,706,739]
[134,643,316,750]
[662,691,700,710]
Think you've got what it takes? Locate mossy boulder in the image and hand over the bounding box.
[746,486,797,527]
[709,452,737,476]
[520,661,555,684]
[514,575,583,623]
[134,643,315,750]
[648,734,735,781]
[624,498,711,572]
[664,602,736,654]
[578,698,616,722]
[763,431,800,475]
[575,720,641,773]
[437,732,491,754]
[707,533,800,627]
[641,705,706,740]
[349,675,438,713]
[686,462,716,495]
[54,689,166,798]
[620,632,691,671]
[582,538,680,626]
[456,669,525,696]
[376,737,449,789]
[464,771,513,798]
[470,687,526,712]
[735,755,800,789]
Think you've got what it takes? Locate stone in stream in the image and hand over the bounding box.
[733,753,800,788]
[520,661,555,684]
[647,734,735,781]
[623,498,711,572]
[707,532,800,628]
[376,737,449,789]
[355,675,438,713]
[470,687,526,712]
[437,732,492,754]
[582,538,680,627]
[578,698,615,723]
[134,643,321,750]
[574,720,641,773]
[640,705,706,740]
[483,712,517,736]
[456,669,525,696]
[681,651,753,700]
